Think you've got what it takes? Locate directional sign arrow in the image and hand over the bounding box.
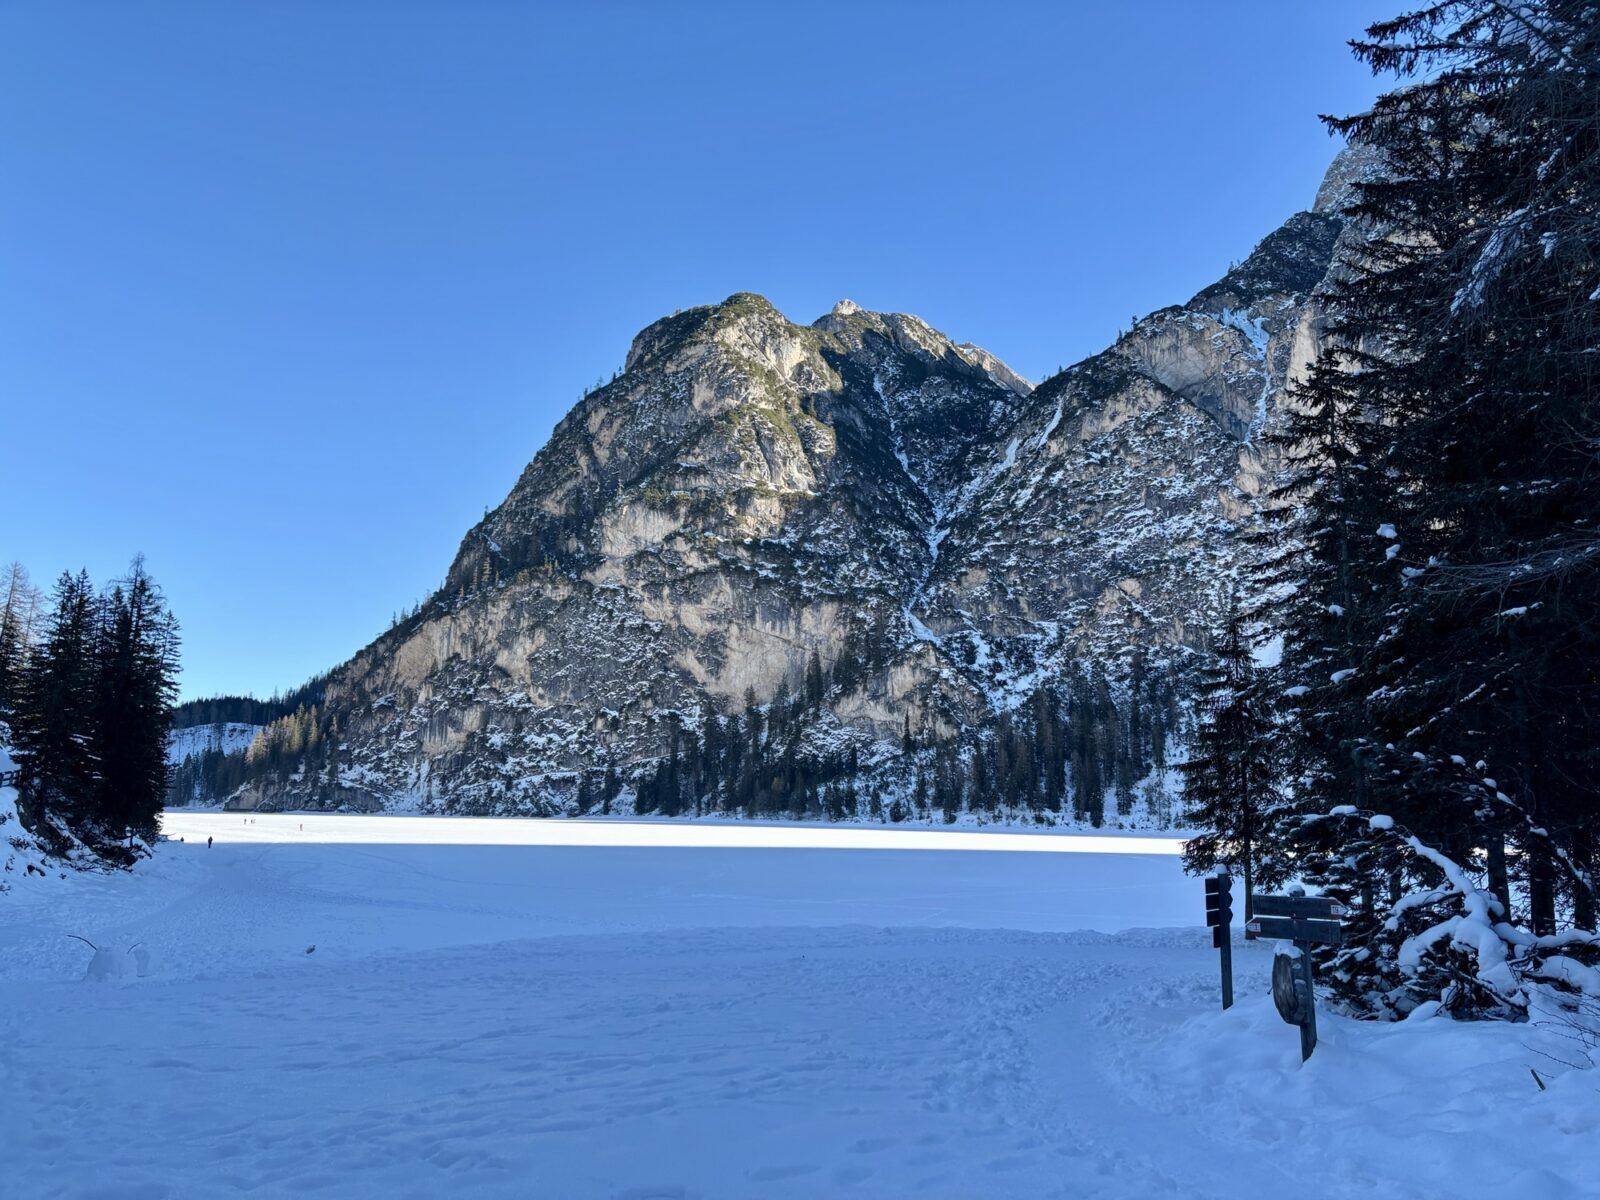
[1253,894,1349,920]
[1245,915,1343,946]
[1245,915,1299,941]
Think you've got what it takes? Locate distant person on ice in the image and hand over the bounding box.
[207,836,213,848]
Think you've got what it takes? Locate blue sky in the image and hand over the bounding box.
[1,2,1393,701]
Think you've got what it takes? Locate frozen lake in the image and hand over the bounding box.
[161,809,1189,853]
[3,815,1590,1198]
[150,811,1193,941]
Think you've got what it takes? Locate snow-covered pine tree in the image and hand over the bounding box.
[1266,0,1600,1014]
[1179,594,1290,919]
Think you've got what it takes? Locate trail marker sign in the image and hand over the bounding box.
[1252,894,1343,918]
[1245,888,1346,1061]
[1204,874,1233,1009]
[1246,915,1344,945]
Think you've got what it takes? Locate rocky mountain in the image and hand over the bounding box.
[221,150,1370,818]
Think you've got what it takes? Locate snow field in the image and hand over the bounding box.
[160,810,1189,854]
[1,815,1595,1198]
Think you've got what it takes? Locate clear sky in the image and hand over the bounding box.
[1,1,1393,702]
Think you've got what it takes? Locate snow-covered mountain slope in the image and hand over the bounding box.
[912,204,1349,710]
[4,822,1593,1198]
[165,721,262,766]
[221,149,1369,815]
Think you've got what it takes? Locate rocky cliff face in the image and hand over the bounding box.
[228,151,1366,815]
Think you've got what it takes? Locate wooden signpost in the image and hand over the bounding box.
[1246,888,1347,1061]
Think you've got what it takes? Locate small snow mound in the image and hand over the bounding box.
[84,945,123,982]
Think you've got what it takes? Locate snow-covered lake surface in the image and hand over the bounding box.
[163,809,1189,854]
[3,815,1594,1198]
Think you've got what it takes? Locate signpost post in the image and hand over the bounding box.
[1204,874,1233,1010]
[1246,888,1346,1061]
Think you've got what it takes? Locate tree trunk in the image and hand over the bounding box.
[1572,827,1597,931]
[1487,835,1511,919]
[1529,850,1557,938]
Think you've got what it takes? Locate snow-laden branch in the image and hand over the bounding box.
[1451,208,1530,316]
[1398,830,1525,1003]
[1316,803,1597,1019]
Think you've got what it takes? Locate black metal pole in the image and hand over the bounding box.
[1297,938,1317,1061]
[1219,920,1234,1010]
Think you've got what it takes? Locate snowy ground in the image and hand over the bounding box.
[3,815,1595,1199]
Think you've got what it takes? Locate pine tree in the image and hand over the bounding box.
[934,741,964,823]
[1180,597,1288,918]
[1260,1,1600,1011]
[1031,686,1063,813]
[699,710,722,812]
[88,561,180,848]
[805,650,824,709]
[12,571,100,830]
[9,561,180,857]
[0,562,38,726]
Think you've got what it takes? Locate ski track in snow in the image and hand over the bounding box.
[2,815,1595,1199]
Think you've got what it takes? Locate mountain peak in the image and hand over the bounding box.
[717,291,781,316]
[622,292,784,373]
[1314,141,1386,215]
[219,172,1351,817]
